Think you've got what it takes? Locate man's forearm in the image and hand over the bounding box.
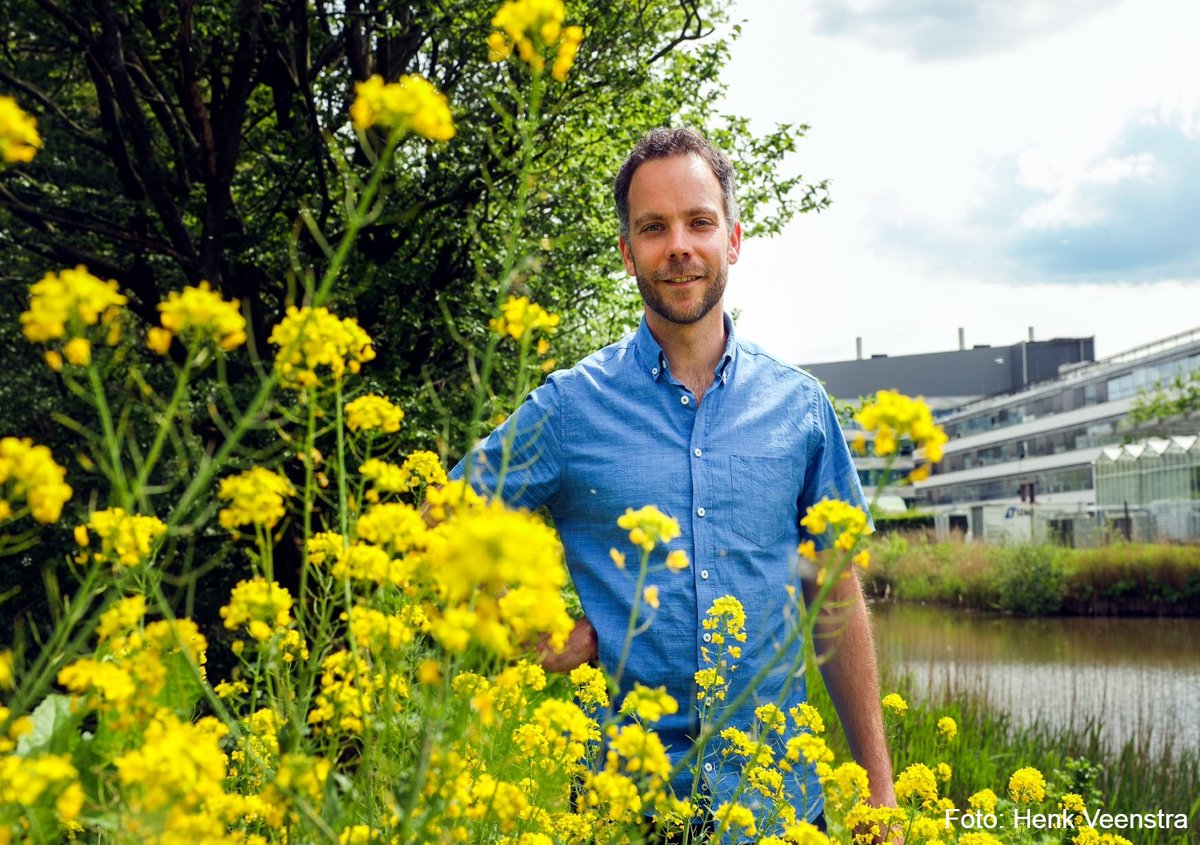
[805,566,896,806]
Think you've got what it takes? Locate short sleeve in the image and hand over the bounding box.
[798,384,874,548]
[448,378,564,510]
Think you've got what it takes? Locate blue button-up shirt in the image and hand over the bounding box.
[451,314,869,830]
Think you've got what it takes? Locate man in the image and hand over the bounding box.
[451,127,896,835]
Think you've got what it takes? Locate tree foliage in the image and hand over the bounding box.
[1,0,826,456]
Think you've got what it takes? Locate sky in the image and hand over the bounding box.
[719,0,1200,366]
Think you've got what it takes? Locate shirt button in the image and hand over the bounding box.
[680,396,690,406]
[700,569,710,580]
[702,633,712,643]
[697,507,706,517]
[703,762,714,773]
[652,367,659,376]
[693,448,703,457]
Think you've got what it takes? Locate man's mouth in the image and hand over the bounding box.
[662,274,703,284]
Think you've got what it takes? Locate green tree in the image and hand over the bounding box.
[1,1,827,643]
[1,0,826,449]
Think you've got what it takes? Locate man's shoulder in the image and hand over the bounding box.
[544,329,641,392]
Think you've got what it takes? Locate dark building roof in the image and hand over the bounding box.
[802,337,1095,403]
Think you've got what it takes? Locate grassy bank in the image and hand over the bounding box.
[808,664,1200,844]
[863,535,1200,615]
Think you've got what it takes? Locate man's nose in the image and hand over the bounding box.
[667,224,690,257]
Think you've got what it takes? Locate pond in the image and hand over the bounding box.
[869,601,1200,755]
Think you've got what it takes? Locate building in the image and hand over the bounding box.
[803,327,1200,544]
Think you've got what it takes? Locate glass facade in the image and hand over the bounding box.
[1095,438,1200,506]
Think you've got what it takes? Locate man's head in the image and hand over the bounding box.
[614,127,739,242]
[615,127,742,327]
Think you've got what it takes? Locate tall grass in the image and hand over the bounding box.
[864,534,1200,615]
[808,663,1200,844]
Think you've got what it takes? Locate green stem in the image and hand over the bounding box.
[87,365,131,509]
[132,344,195,506]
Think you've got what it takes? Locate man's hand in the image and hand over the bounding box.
[538,616,598,673]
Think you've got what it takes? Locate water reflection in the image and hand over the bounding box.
[869,602,1200,754]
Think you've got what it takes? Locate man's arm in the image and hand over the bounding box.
[803,560,896,808]
[537,616,599,673]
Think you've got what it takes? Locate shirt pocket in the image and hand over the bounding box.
[728,455,800,549]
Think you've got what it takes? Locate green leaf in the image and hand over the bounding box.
[15,693,79,757]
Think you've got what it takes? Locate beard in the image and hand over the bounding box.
[635,259,728,326]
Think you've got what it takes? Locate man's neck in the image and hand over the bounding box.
[645,307,727,400]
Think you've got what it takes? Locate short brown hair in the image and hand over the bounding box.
[613,127,739,241]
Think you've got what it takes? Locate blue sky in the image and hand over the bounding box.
[721,0,1200,364]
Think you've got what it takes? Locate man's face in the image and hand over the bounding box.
[619,153,741,326]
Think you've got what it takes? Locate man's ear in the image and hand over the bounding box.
[727,221,742,265]
[619,235,637,276]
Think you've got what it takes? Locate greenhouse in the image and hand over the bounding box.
[1095,435,1200,506]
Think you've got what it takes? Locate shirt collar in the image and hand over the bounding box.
[633,313,737,384]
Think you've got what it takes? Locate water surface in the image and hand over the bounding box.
[869,602,1200,754]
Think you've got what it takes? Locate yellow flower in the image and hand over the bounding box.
[97,595,148,642]
[616,504,680,552]
[488,0,584,82]
[894,762,938,807]
[268,305,376,389]
[0,95,41,163]
[664,549,689,571]
[220,578,294,641]
[800,498,869,552]
[217,466,295,530]
[156,281,247,351]
[855,389,949,465]
[619,684,678,723]
[20,265,126,345]
[0,437,72,524]
[968,787,999,814]
[713,802,757,837]
[570,663,610,710]
[146,326,173,355]
[881,692,908,716]
[936,761,952,783]
[345,394,405,433]
[937,715,958,741]
[489,295,561,341]
[0,649,13,689]
[76,508,167,568]
[355,502,426,553]
[642,585,659,609]
[1008,766,1046,803]
[350,74,455,140]
[63,337,91,366]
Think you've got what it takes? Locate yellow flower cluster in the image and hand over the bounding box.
[569,663,610,711]
[307,650,406,735]
[616,504,680,552]
[423,502,572,656]
[1007,766,1046,803]
[619,684,679,723]
[854,390,949,479]
[0,753,82,828]
[355,502,427,553]
[881,692,908,716]
[937,715,958,741]
[20,267,126,367]
[148,281,247,354]
[489,295,561,341]
[487,0,585,82]
[74,508,167,569]
[799,498,869,552]
[217,467,295,530]
[895,762,939,808]
[0,95,40,164]
[269,305,376,389]
[0,437,72,524]
[345,394,405,433]
[345,604,430,653]
[220,577,295,642]
[350,74,456,141]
